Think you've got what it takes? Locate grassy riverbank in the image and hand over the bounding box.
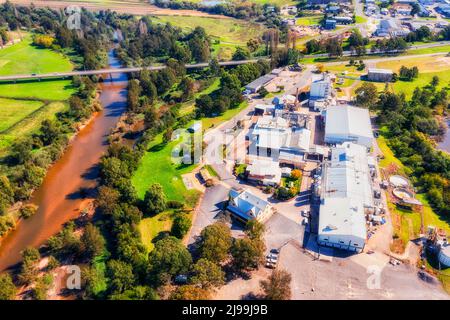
[0,37,75,155]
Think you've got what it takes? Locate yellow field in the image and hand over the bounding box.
[376,55,450,73]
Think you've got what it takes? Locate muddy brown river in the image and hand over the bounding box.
[0,50,128,271]
[438,119,450,154]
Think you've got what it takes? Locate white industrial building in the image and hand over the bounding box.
[318,142,374,253]
[325,105,373,148]
[310,74,332,99]
[250,115,312,166]
[309,74,335,111]
[376,19,409,37]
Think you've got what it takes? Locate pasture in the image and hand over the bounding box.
[0,37,74,154]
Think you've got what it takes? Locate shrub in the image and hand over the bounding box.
[167,200,184,209]
[20,205,37,219]
[171,215,192,239]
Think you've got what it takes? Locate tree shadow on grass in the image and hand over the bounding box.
[151,231,171,245]
[148,142,167,153]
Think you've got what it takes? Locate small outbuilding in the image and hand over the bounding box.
[367,68,394,82]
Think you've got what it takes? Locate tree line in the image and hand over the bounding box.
[355,78,450,218]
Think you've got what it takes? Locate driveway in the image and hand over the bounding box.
[187,183,229,246]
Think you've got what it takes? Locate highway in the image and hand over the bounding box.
[0,59,268,82]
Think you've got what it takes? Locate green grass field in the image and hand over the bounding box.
[139,211,174,252]
[131,133,199,203]
[153,15,266,46]
[355,15,367,24]
[0,80,75,101]
[392,70,450,98]
[0,101,69,152]
[0,37,73,76]
[202,100,248,129]
[296,15,322,26]
[0,98,44,132]
[0,37,75,155]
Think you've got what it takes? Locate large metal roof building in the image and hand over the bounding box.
[318,142,374,253]
[325,105,373,148]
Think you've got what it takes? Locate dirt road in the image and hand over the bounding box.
[3,0,231,18]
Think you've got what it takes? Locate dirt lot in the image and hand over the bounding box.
[4,0,231,18]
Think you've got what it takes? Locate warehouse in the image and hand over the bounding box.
[318,142,374,253]
[367,68,393,82]
[324,105,373,148]
[244,74,277,93]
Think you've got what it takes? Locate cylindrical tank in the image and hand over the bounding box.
[439,245,450,267]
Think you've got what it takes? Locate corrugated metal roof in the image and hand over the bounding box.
[319,142,373,241]
[325,105,373,142]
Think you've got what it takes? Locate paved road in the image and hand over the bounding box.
[0,59,268,82]
[304,41,450,59]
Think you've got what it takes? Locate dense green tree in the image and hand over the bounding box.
[156,68,177,94]
[355,82,379,109]
[148,236,192,285]
[245,219,265,240]
[305,39,322,54]
[208,58,221,76]
[231,237,265,272]
[190,258,225,289]
[0,273,16,300]
[198,222,232,263]
[80,223,105,259]
[39,119,62,146]
[18,247,41,285]
[0,175,14,215]
[47,221,81,258]
[10,137,33,165]
[32,274,53,300]
[232,46,251,61]
[106,260,136,295]
[109,286,159,300]
[171,214,192,239]
[95,186,120,215]
[143,183,167,215]
[325,37,343,58]
[178,76,196,101]
[127,79,142,112]
[100,157,131,187]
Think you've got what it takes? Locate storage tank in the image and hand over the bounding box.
[439,243,450,268]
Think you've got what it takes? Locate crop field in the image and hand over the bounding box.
[0,36,74,154]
